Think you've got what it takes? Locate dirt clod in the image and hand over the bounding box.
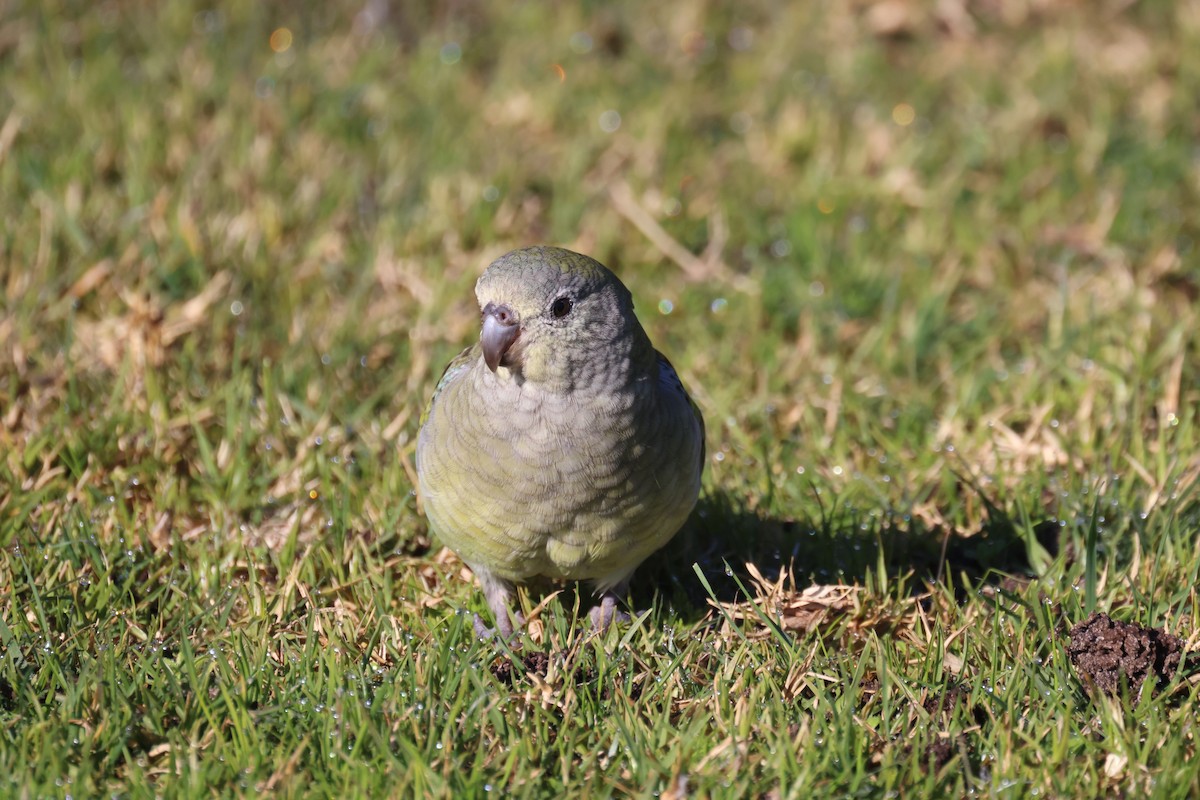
[923,684,967,717]
[489,651,552,684]
[1066,612,1183,698]
[923,736,961,772]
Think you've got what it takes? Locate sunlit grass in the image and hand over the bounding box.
[1,0,1198,796]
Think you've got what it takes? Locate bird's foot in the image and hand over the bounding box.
[472,614,496,639]
[588,592,631,632]
[474,570,523,642]
[473,611,525,642]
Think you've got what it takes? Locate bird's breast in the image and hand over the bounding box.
[418,367,700,583]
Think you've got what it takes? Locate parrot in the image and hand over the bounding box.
[415,246,704,638]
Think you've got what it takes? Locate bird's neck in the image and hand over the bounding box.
[499,324,657,398]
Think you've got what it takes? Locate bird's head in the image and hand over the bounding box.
[473,246,653,392]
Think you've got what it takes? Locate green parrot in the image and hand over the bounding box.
[416,246,705,638]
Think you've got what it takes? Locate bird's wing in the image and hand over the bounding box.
[420,342,480,426]
[656,351,706,471]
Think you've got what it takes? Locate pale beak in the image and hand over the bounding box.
[480,302,520,372]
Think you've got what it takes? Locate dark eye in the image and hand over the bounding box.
[550,296,573,318]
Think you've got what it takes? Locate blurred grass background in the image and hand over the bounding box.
[1,0,1199,796]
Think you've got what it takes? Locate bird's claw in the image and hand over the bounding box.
[588,592,632,632]
[473,611,524,643]
[473,614,497,640]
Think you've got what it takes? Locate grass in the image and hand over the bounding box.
[2,0,1199,796]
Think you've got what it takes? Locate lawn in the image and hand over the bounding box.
[2,0,1199,796]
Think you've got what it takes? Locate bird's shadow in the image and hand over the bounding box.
[630,488,1060,623]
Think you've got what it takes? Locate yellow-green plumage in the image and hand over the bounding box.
[416,246,704,637]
